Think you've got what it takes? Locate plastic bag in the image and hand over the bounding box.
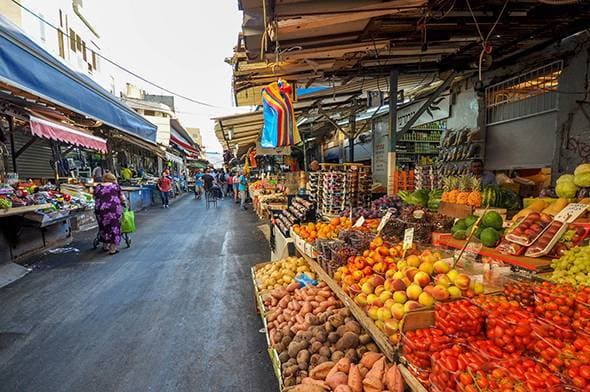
[121,208,136,233]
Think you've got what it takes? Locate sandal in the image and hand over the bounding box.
[109,250,119,255]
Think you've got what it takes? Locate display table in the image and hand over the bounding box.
[0,203,52,217]
[121,186,153,212]
[435,234,552,272]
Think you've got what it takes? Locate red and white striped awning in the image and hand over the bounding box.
[29,115,108,152]
[170,134,199,154]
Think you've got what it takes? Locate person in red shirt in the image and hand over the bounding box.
[157,170,172,208]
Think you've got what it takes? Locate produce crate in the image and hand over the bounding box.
[251,262,271,341]
[438,201,473,218]
[267,347,283,390]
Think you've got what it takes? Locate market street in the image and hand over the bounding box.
[0,196,278,392]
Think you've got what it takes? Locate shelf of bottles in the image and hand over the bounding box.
[395,120,446,165]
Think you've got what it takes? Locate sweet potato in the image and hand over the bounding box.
[287,282,300,292]
[359,352,383,369]
[301,378,329,388]
[310,361,335,380]
[283,384,328,392]
[362,357,386,391]
[334,357,351,374]
[357,364,368,378]
[347,364,362,392]
[326,371,348,390]
[384,364,404,392]
[272,287,288,299]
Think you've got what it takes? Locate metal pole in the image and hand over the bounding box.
[388,70,399,152]
[302,138,308,170]
[8,116,16,172]
[349,114,356,162]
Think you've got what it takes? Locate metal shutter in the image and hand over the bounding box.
[6,131,55,180]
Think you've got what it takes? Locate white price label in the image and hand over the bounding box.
[403,228,414,250]
[377,210,394,233]
[353,216,366,228]
[465,241,483,255]
[554,203,589,223]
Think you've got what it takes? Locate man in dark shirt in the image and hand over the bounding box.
[203,170,215,191]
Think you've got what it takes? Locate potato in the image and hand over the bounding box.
[297,350,311,366]
[335,332,360,351]
[310,354,321,368]
[344,348,358,363]
[366,343,379,352]
[344,321,361,335]
[331,350,345,362]
[358,334,372,345]
[318,346,331,358]
[318,355,330,364]
[327,332,340,343]
[310,341,323,354]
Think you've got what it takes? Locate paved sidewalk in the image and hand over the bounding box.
[0,196,277,392]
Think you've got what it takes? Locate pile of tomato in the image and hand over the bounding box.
[504,279,535,310]
[402,328,452,369]
[434,299,484,337]
[574,287,590,335]
[430,344,487,391]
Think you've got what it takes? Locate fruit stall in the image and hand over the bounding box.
[251,161,590,391]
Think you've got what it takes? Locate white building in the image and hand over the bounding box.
[0,0,113,90]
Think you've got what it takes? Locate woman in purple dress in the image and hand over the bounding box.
[94,173,126,255]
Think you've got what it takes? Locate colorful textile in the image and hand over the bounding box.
[94,183,123,246]
[260,80,300,148]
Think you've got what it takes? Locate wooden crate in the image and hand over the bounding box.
[438,201,473,218]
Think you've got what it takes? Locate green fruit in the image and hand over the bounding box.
[480,227,500,247]
[556,181,578,199]
[465,215,477,227]
[453,230,467,240]
[475,226,484,239]
[452,219,467,233]
[482,211,503,230]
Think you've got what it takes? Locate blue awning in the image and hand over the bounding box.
[0,15,157,142]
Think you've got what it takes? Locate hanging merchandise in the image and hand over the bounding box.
[260,79,301,148]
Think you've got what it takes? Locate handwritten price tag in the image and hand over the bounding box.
[353,216,366,228]
[554,203,589,223]
[377,210,394,233]
[465,241,483,255]
[403,228,415,250]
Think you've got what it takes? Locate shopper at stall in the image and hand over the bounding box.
[310,160,320,172]
[94,173,126,255]
[226,171,233,198]
[470,159,496,187]
[238,170,248,210]
[157,170,172,208]
[217,169,227,199]
[194,169,204,200]
[203,169,215,192]
[92,164,104,182]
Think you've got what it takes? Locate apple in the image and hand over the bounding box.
[391,303,406,320]
[371,275,385,287]
[383,319,399,335]
[433,260,451,274]
[419,292,434,308]
[447,269,459,283]
[367,306,379,320]
[379,290,393,303]
[404,267,419,281]
[393,271,405,280]
[418,262,434,275]
[393,291,408,304]
[374,285,385,296]
[404,300,421,312]
[455,273,471,290]
[406,255,422,268]
[406,283,423,300]
[448,286,462,299]
[431,285,450,301]
[413,271,431,288]
[354,293,368,306]
[377,306,392,321]
[434,274,452,288]
[361,282,374,295]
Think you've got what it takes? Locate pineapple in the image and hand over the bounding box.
[467,175,482,207]
[456,176,470,205]
[441,177,452,202]
[447,177,460,204]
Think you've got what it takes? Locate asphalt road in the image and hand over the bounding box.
[0,194,277,392]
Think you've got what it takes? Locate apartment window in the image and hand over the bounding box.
[39,13,46,42]
[59,9,63,27]
[69,28,76,51]
[144,110,156,116]
[57,30,65,58]
[485,61,563,125]
[92,51,97,70]
[76,34,82,51]
[82,42,87,61]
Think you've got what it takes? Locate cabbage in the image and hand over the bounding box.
[556,174,575,185]
[574,172,590,187]
[574,163,590,176]
[556,181,578,198]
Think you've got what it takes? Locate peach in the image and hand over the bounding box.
[354,293,368,306]
[431,285,450,301]
[377,307,392,321]
[384,298,396,309]
[406,255,422,268]
[393,271,405,280]
[404,267,419,281]
[349,284,361,295]
[391,279,407,292]
[367,306,379,320]
[367,293,379,305]
[472,281,484,294]
[352,270,363,281]
[454,273,471,290]
[391,303,406,320]
[434,274,452,288]
[373,262,386,274]
[383,319,399,335]
[413,271,431,288]
[447,269,459,283]
[361,282,374,295]
[384,278,395,292]
[448,286,462,299]
[406,283,423,300]
[374,285,385,296]
[418,262,434,275]
[404,300,422,312]
[419,292,434,308]
[379,290,393,303]
[433,260,451,274]
[385,269,397,279]
[393,291,408,304]
[371,275,385,287]
[375,320,385,331]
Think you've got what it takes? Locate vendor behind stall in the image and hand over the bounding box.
[92,164,104,182]
[310,160,320,172]
[471,159,496,187]
[120,165,132,182]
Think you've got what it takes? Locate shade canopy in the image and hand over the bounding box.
[29,115,108,153]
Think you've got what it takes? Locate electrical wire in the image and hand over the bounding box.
[10,0,228,110]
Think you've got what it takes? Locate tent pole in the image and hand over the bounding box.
[8,116,16,172]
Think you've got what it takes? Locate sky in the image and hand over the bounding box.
[86,0,244,154]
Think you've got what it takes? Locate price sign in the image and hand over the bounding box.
[403,228,415,250]
[353,216,366,228]
[377,210,394,233]
[554,203,589,223]
[465,241,483,255]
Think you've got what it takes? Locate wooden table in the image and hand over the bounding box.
[0,203,52,218]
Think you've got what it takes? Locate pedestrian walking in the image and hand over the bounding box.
[157,170,172,208]
[92,163,104,182]
[226,171,234,197]
[94,172,126,255]
[238,170,248,210]
[217,169,227,199]
[232,172,240,203]
[194,169,204,200]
